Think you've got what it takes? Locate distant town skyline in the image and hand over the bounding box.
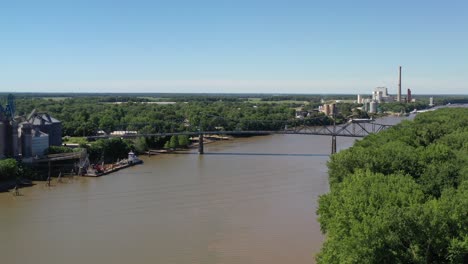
[1,1,467,94]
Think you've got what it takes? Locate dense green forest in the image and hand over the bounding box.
[14,96,329,137]
[379,101,430,113]
[317,108,468,263]
[13,94,437,138]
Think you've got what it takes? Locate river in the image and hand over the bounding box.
[1,118,407,264]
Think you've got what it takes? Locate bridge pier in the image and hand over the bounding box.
[331,135,337,155]
[198,133,204,154]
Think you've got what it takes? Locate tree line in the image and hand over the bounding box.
[0,159,35,181]
[12,96,335,165]
[317,108,468,263]
[15,97,299,137]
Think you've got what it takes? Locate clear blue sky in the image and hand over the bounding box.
[1,0,467,94]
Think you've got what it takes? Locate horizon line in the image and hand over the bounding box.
[2,91,467,96]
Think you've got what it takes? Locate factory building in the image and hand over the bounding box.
[319,103,337,116]
[372,87,390,103]
[360,66,414,114]
[0,95,62,159]
[25,110,62,146]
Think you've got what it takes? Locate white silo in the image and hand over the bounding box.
[369,101,378,113]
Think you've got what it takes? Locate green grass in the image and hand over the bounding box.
[41,97,70,101]
[245,98,310,104]
[137,97,172,101]
[62,137,88,145]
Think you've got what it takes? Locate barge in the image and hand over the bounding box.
[84,151,143,177]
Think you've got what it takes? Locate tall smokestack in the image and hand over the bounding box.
[397,66,402,102]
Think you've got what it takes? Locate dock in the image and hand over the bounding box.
[84,151,143,177]
[84,162,142,177]
[84,163,130,177]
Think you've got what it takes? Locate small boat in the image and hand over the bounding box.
[127,151,143,165]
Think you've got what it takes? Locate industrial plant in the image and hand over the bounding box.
[318,66,423,116]
[0,94,62,160]
[355,66,415,114]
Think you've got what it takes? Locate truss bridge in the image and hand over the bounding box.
[88,118,393,154]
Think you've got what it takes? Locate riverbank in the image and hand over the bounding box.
[0,178,34,193]
[83,160,141,177]
[316,107,468,262]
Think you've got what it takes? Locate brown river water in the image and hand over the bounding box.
[0,134,357,264]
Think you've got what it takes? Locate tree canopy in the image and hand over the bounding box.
[0,159,18,180]
[318,108,468,263]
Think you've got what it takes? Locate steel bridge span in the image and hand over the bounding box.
[88,120,393,154]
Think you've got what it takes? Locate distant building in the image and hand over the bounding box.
[320,104,336,116]
[374,87,389,97]
[429,97,434,106]
[295,110,309,119]
[357,94,362,104]
[25,110,62,146]
[407,89,412,103]
[372,91,382,102]
[369,101,378,113]
[372,87,390,103]
[319,105,327,115]
[96,130,107,136]
[110,131,138,137]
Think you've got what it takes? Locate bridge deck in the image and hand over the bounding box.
[87,122,393,140]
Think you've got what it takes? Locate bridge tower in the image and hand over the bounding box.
[198,133,204,154]
[331,136,337,154]
[331,113,337,154]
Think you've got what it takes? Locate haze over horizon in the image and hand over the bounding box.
[1,1,467,95]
